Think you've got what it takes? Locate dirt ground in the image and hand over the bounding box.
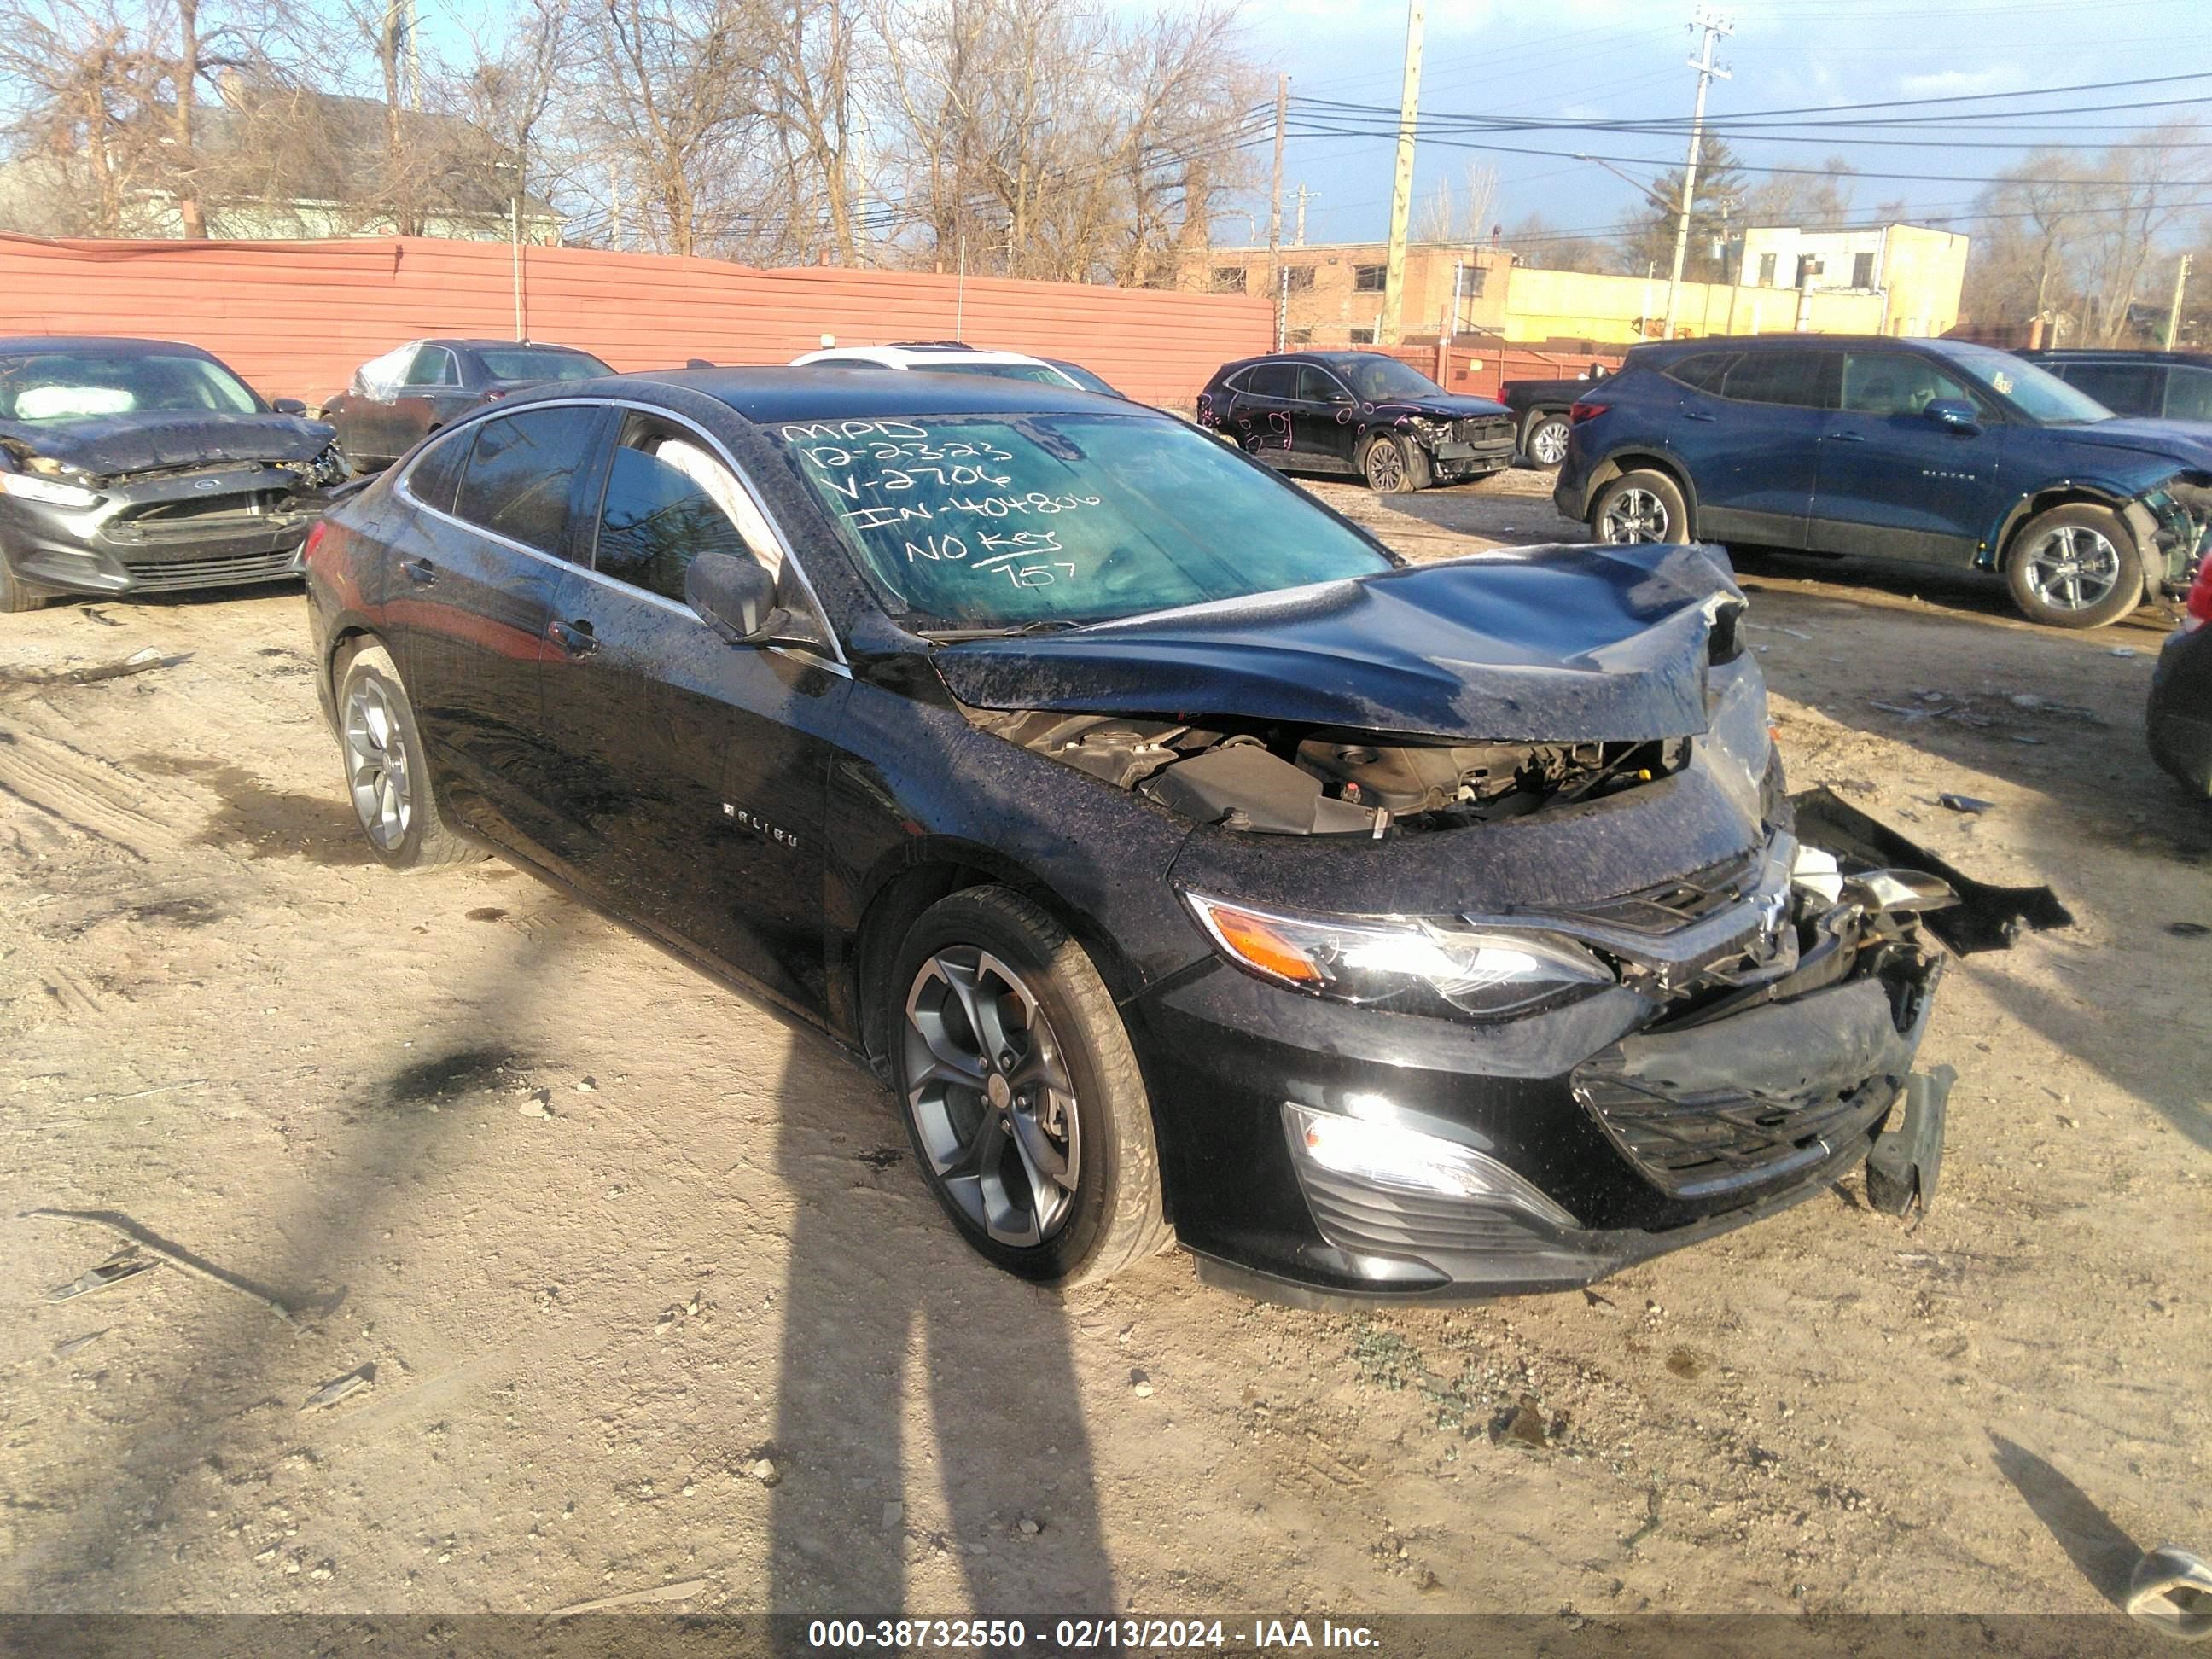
[1,463,2206,1630]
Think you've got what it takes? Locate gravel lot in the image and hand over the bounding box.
[1,463,2205,1629]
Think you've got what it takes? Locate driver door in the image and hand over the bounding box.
[1290,364,1360,471]
[535,412,852,1010]
[1813,352,2005,563]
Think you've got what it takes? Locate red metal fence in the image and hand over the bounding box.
[0,234,1272,410]
[1388,340,1623,399]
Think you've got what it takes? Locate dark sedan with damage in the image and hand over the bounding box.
[0,336,343,611]
[320,339,614,473]
[302,369,2055,1301]
[1197,351,1516,493]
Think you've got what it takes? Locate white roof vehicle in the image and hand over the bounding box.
[789,341,1116,393]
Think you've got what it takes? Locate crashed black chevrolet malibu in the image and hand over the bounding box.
[0,335,343,611]
[301,370,2057,1301]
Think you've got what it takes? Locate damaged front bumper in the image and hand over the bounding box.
[0,465,326,599]
[1136,805,2058,1305]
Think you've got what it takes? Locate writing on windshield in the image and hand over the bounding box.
[771,412,1389,629]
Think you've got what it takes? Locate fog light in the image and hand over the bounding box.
[1284,1104,1580,1229]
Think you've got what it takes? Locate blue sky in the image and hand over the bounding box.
[1228,0,2208,247]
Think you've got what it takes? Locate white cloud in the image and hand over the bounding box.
[1895,67,2020,98]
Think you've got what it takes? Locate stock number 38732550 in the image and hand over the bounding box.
[805,1619,1231,1650]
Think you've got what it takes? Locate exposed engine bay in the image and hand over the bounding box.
[963,705,1691,836]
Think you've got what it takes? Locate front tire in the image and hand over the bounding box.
[332,641,481,871]
[1522,411,1571,469]
[2004,503,2143,629]
[0,551,49,613]
[891,886,1169,1287]
[1590,469,1689,544]
[1361,432,1431,494]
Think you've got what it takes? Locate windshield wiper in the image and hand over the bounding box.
[917,619,1086,642]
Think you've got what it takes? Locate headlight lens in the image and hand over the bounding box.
[0,470,102,509]
[1185,890,1615,1018]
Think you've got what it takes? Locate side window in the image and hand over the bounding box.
[1295,365,1348,403]
[809,357,880,369]
[2165,364,2212,422]
[592,416,782,603]
[2062,361,2162,418]
[1665,352,1738,393]
[402,427,471,515]
[1246,363,1295,398]
[403,348,457,388]
[1721,351,1831,409]
[451,405,602,555]
[1840,353,1976,416]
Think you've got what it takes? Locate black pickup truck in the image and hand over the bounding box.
[1499,367,1613,469]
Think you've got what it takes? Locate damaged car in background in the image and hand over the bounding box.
[303,371,2066,1300]
[0,335,343,612]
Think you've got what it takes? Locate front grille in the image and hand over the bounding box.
[1572,1065,1893,1200]
[1557,847,1767,935]
[1296,1161,1549,1259]
[121,550,302,591]
[1453,416,1515,449]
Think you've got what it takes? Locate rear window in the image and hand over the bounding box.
[451,405,602,554]
[476,347,613,383]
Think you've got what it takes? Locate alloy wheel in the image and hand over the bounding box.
[1365,439,1408,492]
[1529,420,1570,466]
[1600,486,1669,543]
[2019,524,2122,614]
[343,676,413,851]
[903,947,1080,1248]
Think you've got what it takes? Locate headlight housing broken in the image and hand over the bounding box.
[1184,890,1615,1019]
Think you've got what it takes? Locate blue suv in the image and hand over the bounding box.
[1553,335,2212,628]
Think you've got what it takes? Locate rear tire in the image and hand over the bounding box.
[1522,411,1571,469]
[890,885,1169,1287]
[1361,432,1431,494]
[2004,503,2143,629]
[1590,469,1689,544]
[332,641,481,871]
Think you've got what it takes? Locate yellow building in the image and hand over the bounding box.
[1185,222,1966,350]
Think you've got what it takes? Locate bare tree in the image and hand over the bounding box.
[1413,162,1497,244]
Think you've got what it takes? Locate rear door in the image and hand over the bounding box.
[386,402,611,848]
[1291,363,1359,470]
[390,345,474,460]
[1812,351,2005,563]
[1222,362,1300,461]
[1685,348,1835,549]
[536,410,852,1009]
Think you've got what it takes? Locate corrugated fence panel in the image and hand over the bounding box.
[0,234,1271,410]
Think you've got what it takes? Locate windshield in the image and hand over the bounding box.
[770,411,1394,630]
[1330,355,1444,402]
[1947,345,2113,425]
[0,350,262,422]
[921,362,1077,385]
[475,347,613,383]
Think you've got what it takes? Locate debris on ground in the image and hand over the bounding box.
[2127,1545,2212,1639]
[547,1578,707,1616]
[0,646,188,689]
[745,1458,780,1486]
[44,1248,158,1303]
[52,1329,109,1357]
[24,1208,294,1322]
[1941,793,1994,814]
[2169,922,2209,938]
[1131,1370,1155,1397]
[300,1365,376,1412]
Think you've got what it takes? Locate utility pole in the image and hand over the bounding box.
[1379,0,1425,345]
[1268,75,1289,344]
[1295,183,1313,246]
[2166,253,2193,350]
[1662,6,1732,341]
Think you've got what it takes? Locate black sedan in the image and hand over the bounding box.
[1196,351,1515,493]
[2149,555,2212,795]
[320,339,613,473]
[0,335,342,611]
[302,369,2015,1300]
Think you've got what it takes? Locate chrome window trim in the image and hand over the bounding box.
[393,396,851,674]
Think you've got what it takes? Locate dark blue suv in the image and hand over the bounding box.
[1553,335,2212,628]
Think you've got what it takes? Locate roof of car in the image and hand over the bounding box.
[572,365,1147,423]
[796,344,1057,367]
[2018,347,2212,364]
[418,339,604,354]
[0,335,224,358]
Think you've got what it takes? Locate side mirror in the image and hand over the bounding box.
[686,551,778,643]
[1924,399,1981,434]
[271,397,308,416]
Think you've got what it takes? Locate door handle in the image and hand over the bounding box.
[1824,431,1866,443]
[1683,410,1718,422]
[400,557,437,585]
[548,618,598,656]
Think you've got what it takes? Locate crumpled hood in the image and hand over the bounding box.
[933,542,1744,743]
[2042,416,2212,471]
[1368,393,1511,422]
[0,411,337,479]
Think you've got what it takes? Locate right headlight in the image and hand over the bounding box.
[1184,890,1615,1019]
